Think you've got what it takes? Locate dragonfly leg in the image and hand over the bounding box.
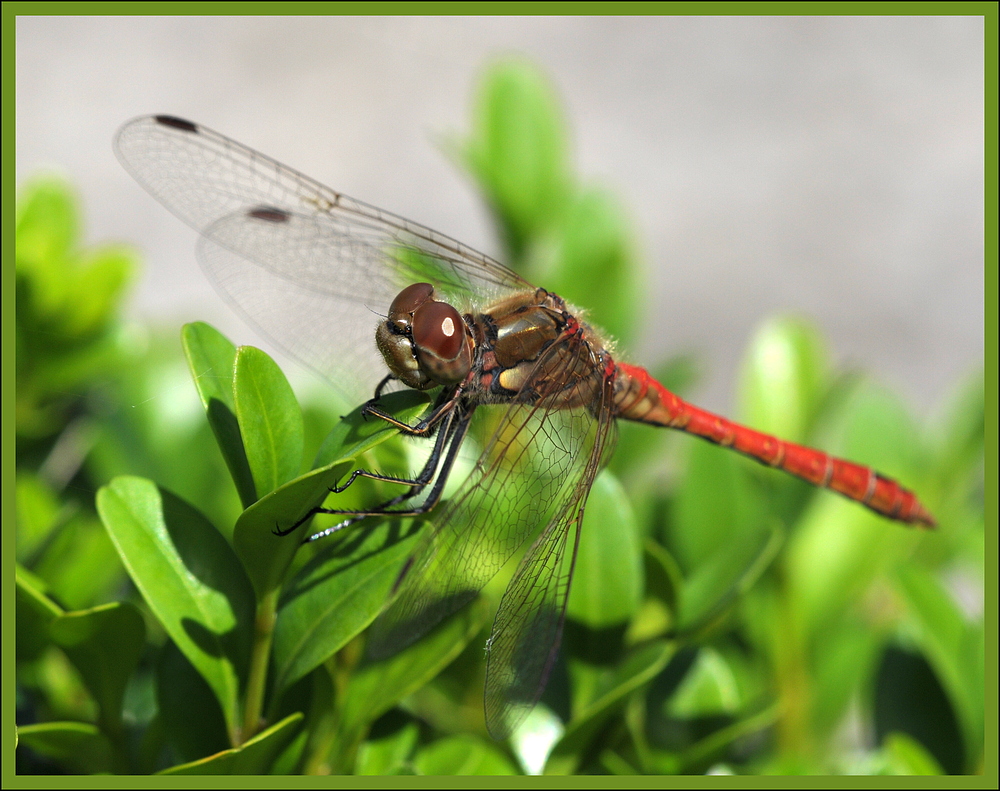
[273,407,470,539]
[301,409,473,544]
[362,383,465,437]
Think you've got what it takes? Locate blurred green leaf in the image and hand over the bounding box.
[15,472,63,561]
[567,470,644,628]
[355,720,419,775]
[675,520,781,636]
[233,345,304,499]
[879,731,946,775]
[737,316,830,444]
[159,712,303,775]
[31,512,124,610]
[96,477,253,740]
[664,647,740,718]
[273,517,423,693]
[809,620,882,738]
[16,177,78,274]
[895,566,983,770]
[670,439,767,574]
[49,602,145,737]
[16,567,63,660]
[545,640,674,775]
[182,322,256,509]
[461,58,570,263]
[414,734,518,775]
[16,721,114,774]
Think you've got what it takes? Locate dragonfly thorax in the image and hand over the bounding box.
[376,283,474,390]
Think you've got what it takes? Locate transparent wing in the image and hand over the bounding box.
[115,115,531,404]
[366,333,617,738]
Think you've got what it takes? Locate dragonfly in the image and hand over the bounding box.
[115,115,936,740]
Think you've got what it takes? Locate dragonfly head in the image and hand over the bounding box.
[376,283,473,390]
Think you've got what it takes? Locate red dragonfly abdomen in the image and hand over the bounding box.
[613,362,936,527]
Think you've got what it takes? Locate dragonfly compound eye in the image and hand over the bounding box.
[388,282,435,330]
[412,300,472,385]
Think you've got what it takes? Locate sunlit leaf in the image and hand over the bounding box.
[159,713,303,775]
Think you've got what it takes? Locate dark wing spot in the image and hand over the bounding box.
[247,206,291,223]
[154,115,198,133]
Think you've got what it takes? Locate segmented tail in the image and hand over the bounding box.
[614,362,935,527]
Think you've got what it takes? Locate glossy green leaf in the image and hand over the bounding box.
[159,712,304,774]
[233,345,304,499]
[182,322,256,509]
[234,390,431,601]
[895,566,983,770]
[156,640,232,764]
[338,598,489,738]
[414,734,519,775]
[273,518,424,693]
[312,389,431,469]
[544,640,675,775]
[16,721,114,774]
[96,476,253,739]
[567,470,644,628]
[463,58,570,262]
[49,601,145,736]
[737,315,830,444]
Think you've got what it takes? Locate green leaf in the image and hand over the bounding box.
[338,598,489,738]
[15,472,62,561]
[234,390,431,601]
[272,518,424,693]
[49,602,145,737]
[15,566,63,660]
[664,647,740,718]
[156,640,230,764]
[737,316,830,444]
[895,566,983,770]
[670,439,766,574]
[676,522,783,636]
[182,322,256,509]
[462,58,570,263]
[16,721,114,774]
[546,187,640,346]
[233,345,305,499]
[414,734,519,775]
[879,731,946,775]
[785,383,925,632]
[59,245,136,338]
[159,712,304,775]
[32,512,125,610]
[16,177,78,277]
[96,477,253,740]
[567,470,644,628]
[355,720,420,775]
[544,639,675,775]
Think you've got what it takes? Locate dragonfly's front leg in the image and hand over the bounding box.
[273,401,468,540]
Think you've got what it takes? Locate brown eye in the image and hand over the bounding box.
[388,283,434,328]
[412,301,464,360]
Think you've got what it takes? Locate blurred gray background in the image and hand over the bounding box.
[16,16,984,418]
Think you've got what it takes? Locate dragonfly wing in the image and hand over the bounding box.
[483,376,616,740]
[115,115,532,401]
[366,332,617,736]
